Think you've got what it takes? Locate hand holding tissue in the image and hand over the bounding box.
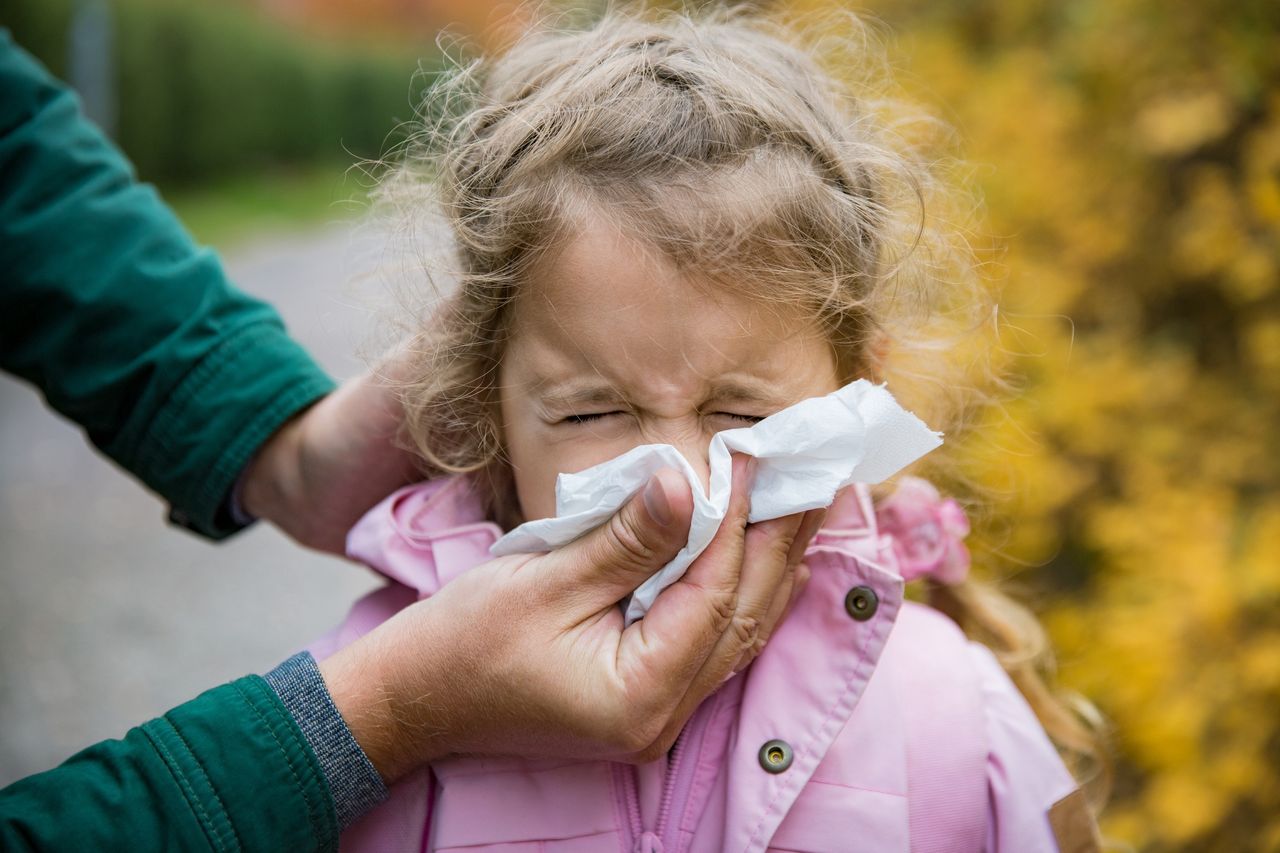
[492,379,942,623]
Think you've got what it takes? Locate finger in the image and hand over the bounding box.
[744,558,812,670]
[734,559,798,674]
[669,454,756,598]
[786,507,827,567]
[542,467,693,611]
[613,454,756,723]
[712,511,803,669]
[731,507,825,672]
[659,500,813,741]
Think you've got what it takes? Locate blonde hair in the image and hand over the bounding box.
[380,5,1108,807]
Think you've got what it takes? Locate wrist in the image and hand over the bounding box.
[317,604,456,784]
[241,412,305,524]
[265,653,389,827]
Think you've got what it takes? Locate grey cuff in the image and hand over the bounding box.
[265,651,389,829]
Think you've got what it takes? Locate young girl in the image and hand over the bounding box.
[313,9,1104,851]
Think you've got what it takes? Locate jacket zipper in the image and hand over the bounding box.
[653,725,690,849]
[619,759,644,846]
[618,690,722,853]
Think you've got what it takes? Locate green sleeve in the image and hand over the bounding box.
[0,32,337,538]
[0,676,339,852]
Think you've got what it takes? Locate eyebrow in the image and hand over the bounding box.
[538,384,627,410]
[710,379,790,405]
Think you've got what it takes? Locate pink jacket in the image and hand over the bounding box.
[310,477,1079,852]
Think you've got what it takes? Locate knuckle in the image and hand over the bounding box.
[604,508,658,568]
[730,615,761,650]
[707,589,739,632]
[774,523,803,562]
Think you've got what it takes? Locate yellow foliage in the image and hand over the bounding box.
[783,0,1280,848]
[1135,89,1233,157]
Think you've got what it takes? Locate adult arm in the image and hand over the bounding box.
[0,32,817,847]
[0,31,335,539]
[0,676,340,852]
[1,463,816,849]
[322,457,821,780]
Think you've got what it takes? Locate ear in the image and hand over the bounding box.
[863,329,891,381]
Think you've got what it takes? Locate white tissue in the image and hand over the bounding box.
[491,379,941,623]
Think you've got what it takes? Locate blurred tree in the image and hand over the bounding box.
[778,0,1279,848]
[260,0,539,53]
[5,0,435,184]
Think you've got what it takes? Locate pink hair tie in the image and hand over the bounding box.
[875,477,971,585]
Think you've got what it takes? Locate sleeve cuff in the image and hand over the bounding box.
[265,652,389,830]
[142,320,337,540]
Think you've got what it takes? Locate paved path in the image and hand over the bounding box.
[0,222,397,784]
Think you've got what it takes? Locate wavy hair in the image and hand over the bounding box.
[375,4,1109,807]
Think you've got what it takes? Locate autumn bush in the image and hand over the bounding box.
[777,0,1280,848]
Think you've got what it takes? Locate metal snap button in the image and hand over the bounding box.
[758,739,793,773]
[844,585,878,621]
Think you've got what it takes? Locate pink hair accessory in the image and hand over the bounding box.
[875,477,971,585]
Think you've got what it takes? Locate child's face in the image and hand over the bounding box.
[499,218,841,522]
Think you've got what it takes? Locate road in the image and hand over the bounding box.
[0,222,397,784]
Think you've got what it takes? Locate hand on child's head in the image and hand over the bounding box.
[498,216,841,521]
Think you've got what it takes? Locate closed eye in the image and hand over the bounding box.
[715,412,766,424]
[562,411,624,424]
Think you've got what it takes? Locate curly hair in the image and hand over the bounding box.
[374,4,1108,807]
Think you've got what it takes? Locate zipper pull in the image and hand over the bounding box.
[634,830,665,853]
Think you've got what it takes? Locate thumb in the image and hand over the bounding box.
[545,468,693,610]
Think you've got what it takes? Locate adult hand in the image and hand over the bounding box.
[240,364,421,554]
[319,454,821,783]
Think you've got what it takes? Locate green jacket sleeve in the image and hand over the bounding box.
[0,676,339,852]
[0,31,336,538]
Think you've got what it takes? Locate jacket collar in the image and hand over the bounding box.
[346,476,504,598]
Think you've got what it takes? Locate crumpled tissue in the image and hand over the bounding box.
[491,379,942,623]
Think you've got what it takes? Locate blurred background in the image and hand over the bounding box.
[1,0,1277,849]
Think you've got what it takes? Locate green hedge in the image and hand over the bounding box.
[5,0,435,184]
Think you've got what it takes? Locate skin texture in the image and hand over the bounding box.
[500,217,843,519]
[500,217,838,679]
[241,354,424,555]
[248,218,835,784]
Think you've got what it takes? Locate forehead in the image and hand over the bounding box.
[504,218,835,402]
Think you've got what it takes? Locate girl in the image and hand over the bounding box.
[314,8,1105,851]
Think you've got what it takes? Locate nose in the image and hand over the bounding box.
[650,426,714,496]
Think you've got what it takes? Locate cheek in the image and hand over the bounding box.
[498,380,550,523]
[505,423,643,522]
[499,382,640,523]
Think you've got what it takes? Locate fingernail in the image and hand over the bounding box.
[745,457,759,489]
[644,475,673,526]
